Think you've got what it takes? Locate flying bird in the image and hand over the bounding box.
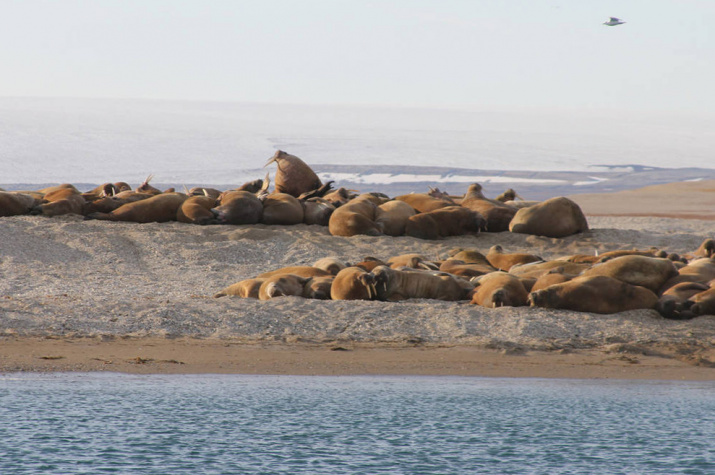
[603,17,626,26]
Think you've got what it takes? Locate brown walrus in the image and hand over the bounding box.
[312,258,349,276]
[660,258,715,291]
[0,192,40,217]
[470,272,528,308]
[460,183,517,232]
[257,266,332,279]
[265,150,322,198]
[530,267,579,292]
[694,238,715,258]
[301,198,335,226]
[528,275,659,314]
[509,196,589,238]
[404,206,485,240]
[211,190,263,225]
[371,265,469,301]
[579,255,678,294]
[330,267,377,300]
[83,192,153,214]
[86,192,188,223]
[260,193,304,225]
[258,274,312,300]
[486,245,542,271]
[690,287,715,316]
[509,260,591,280]
[213,278,266,298]
[176,195,217,225]
[375,200,416,236]
[32,187,87,217]
[328,194,383,237]
[439,259,496,278]
[393,193,455,213]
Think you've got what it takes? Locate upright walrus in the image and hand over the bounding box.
[265,150,322,198]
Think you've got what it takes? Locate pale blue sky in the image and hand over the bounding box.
[1,0,714,113]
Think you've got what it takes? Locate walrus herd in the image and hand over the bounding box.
[2,151,713,319]
[215,244,715,319]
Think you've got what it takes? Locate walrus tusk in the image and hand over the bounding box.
[183,184,190,195]
[141,174,154,186]
[260,173,270,193]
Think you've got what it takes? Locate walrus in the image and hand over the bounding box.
[447,248,492,265]
[579,255,678,294]
[486,245,542,271]
[257,266,332,279]
[260,193,304,225]
[83,192,153,214]
[258,274,312,300]
[509,196,589,238]
[301,198,335,226]
[470,272,528,308]
[404,206,485,240]
[563,249,658,264]
[529,275,659,314]
[81,183,119,201]
[387,254,438,270]
[694,238,715,258]
[187,187,222,200]
[0,192,40,217]
[322,187,355,208]
[353,257,390,272]
[176,195,217,225]
[657,282,710,319]
[460,183,517,233]
[394,193,455,213]
[495,188,520,202]
[134,175,164,195]
[265,150,323,198]
[213,278,266,298]
[439,259,496,278]
[690,287,715,316]
[32,187,87,217]
[312,257,349,276]
[303,276,334,300]
[371,265,469,301]
[660,258,715,292]
[375,200,416,236]
[530,267,578,292]
[508,260,591,280]
[330,267,377,300]
[328,194,383,237]
[86,192,188,223]
[211,190,263,225]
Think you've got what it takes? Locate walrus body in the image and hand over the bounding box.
[375,200,416,236]
[302,198,334,226]
[258,274,311,300]
[87,192,187,223]
[470,272,528,308]
[509,260,591,280]
[213,278,266,298]
[176,195,217,225]
[0,192,39,216]
[83,192,153,214]
[303,276,334,300]
[439,259,496,278]
[530,267,578,292]
[312,258,348,276]
[257,266,332,279]
[330,267,376,300]
[509,196,589,238]
[265,150,322,197]
[580,255,678,293]
[33,187,86,217]
[260,193,304,225]
[394,193,454,213]
[328,195,383,237]
[694,239,715,258]
[372,265,468,301]
[460,184,517,233]
[404,206,484,240]
[211,191,263,225]
[690,287,715,316]
[529,275,659,314]
[661,258,715,291]
[486,245,542,271]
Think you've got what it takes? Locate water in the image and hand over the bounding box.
[2,97,714,185]
[2,374,714,474]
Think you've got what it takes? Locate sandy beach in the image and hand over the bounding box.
[1,181,714,379]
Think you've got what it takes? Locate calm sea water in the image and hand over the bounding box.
[2,374,714,474]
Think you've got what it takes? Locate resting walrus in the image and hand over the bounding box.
[470,272,529,308]
[371,266,470,301]
[528,275,659,314]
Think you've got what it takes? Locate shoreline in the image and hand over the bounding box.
[2,337,715,381]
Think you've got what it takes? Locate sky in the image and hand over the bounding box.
[1,0,714,114]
